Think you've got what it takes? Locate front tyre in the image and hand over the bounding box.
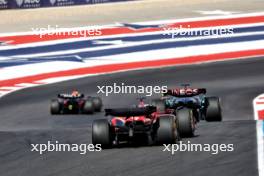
[205,97,222,122]
[92,119,112,148]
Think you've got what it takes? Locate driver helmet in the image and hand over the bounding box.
[71,90,80,97]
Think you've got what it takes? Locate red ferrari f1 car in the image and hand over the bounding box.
[92,100,180,148]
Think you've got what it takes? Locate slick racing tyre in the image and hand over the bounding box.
[205,97,222,122]
[92,119,112,148]
[83,100,95,114]
[151,99,166,113]
[50,100,61,114]
[91,97,103,112]
[177,108,195,137]
[156,115,179,144]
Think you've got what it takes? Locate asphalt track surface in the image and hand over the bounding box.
[0,57,264,176]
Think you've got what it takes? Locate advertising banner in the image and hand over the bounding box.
[0,0,10,9]
[4,0,133,9]
[10,0,42,8]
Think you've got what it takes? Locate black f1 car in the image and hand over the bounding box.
[50,92,103,114]
[92,105,180,148]
[151,84,222,137]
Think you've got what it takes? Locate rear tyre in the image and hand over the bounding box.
[156,115,179,144]
[83,100,94,114]
[92,97,103,112]
[151,99,165,113]
[177,108,195,137]
[50,100,61,114]
[92,119,112,148]
[205,97,222,122]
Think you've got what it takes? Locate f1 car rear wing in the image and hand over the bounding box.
[164,88,207,97]
[105,106,156,117]
[58,93,84,98]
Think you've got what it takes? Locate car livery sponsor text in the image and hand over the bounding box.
[15,0,41,8]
